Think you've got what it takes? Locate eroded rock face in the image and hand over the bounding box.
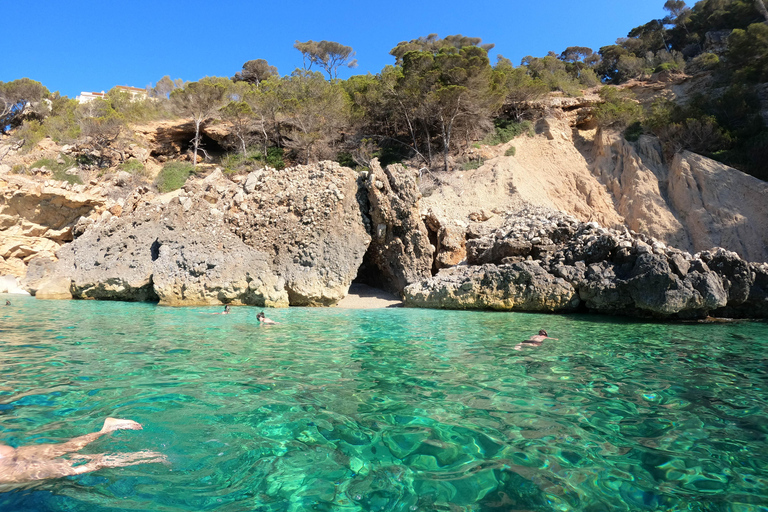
[0,175,108,277]
[52,163,371,306]
[405,206,768,319]
[592,133,768,263]
[405,262,578,311]
[425,211,467,270]
[362,160,434,295]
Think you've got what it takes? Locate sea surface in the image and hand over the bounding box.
[1,294,767,511]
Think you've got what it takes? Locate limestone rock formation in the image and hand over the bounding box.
[666,151,768,262]
[591,133,768,263]
[0,174,108,278]
[425,211,466,270]
[50,163,371,306]
[361,159,433,294]
[35,276,73,300]
[405,262,579,311]
[404,206,768,319]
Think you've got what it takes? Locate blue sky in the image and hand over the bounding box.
[3,0,666,98]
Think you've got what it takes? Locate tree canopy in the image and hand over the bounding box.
[294,40,357,80]
[233,59,278,86]
[4,1,768,180]
[0,79,50,134]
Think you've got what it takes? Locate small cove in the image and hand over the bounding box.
[1,295,767,511]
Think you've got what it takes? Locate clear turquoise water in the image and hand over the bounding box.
[1,295,768,511]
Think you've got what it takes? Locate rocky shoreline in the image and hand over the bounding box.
[405,206,768,319]
[3,156,767,320]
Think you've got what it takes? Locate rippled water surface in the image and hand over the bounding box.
[1,295,768,511]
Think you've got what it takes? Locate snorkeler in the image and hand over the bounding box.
[0,418,166,484]
[514,329,558,350]
[256,312,278,325]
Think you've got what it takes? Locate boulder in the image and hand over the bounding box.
[404,206,768,319]
[425,211,466,269]
[35,276,72,300]
[405,262,579,311]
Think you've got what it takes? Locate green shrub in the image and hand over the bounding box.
[119,158,146,175]
[30,158,59,170]
[12,120,45,152]
[624,122,644,142]
[11,164,25,174]
[594,87,643,129]
[482,120,534,146]
[686,53,720,74]
[654,61,682,73]
[504,146,516,157]
[30,155,78,183]
[155,161,195,192]
[220,148,284,175]
[461,160,484,170]
[336,152,356,168]
[265,147,285,170]
[53,169,82,185]
[221,152,250,175]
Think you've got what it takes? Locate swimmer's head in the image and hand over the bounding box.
[538,329,548,337]
[224,305,230,313]
[257,312,264,320]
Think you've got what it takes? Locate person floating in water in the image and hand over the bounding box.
[5,300,10,306]
[0,418,166,484]
[514,329,558,350]
[256,312,278,325]
[212,305,230,315]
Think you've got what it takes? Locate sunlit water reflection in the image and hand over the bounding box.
[1,295,767,511]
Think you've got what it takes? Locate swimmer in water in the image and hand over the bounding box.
[514,329,558,350]
[5,300,10,306]
[212,305,230,315]
[0,418,166,484]
[256,312,278,325]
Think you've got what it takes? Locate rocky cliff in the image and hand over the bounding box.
[28,160,432,306]
[47,163,370,306]
[0,174,108,278]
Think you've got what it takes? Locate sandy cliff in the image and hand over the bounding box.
[422,113,768,264]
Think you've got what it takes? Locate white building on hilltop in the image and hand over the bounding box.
[77,86,148,104]
[76,91,106,103]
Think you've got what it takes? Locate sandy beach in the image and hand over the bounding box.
[336,283,403,309]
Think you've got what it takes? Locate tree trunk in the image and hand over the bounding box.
[757,0,768,23]
[260,115,269,155]
[440,113,456,173]
[422,121,433,168]
[192,118,202,166]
